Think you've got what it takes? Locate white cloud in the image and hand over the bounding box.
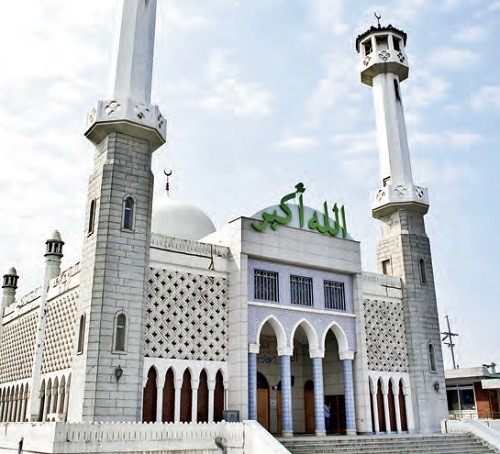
[453,25,488,43]
[308,0,349,35]
[471,85,500,111]
[428,47,480,70]
[275,135,319,152]
[200,51,273,117]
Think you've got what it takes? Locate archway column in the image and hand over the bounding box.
[279,347,294,437]
[310,351,326,436]
[20,390,27,422]
[174,379,182,423]
[403,387,415,433]
[393,385,402,433]
[156,372,165,424]
[191,379,200,423]
[248,347,258,421]
[208,381,215,423]
[62,384,70,419]
[42,386,50,422]
[370,382,380,434]
[340,352,357,435]
[382,384,391,434]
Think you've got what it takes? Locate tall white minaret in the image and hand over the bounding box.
[356,22,447,433]
[68,0,166,422]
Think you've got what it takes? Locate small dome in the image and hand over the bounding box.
[49,230,62,242]
[7,267,17,276]
[152,200,216,241]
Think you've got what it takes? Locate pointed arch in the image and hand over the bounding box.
[38,380,46,422]
[214,370,225,423]
[398,379,408,431]
[142,366,158,422]
[290,319,319,352]
[198,369,209,423]
[376,378,386,433]
[162,367,175,423]
[52,377,59,414]
[321,321,349,354]
[180,369,192,423]
[388,379,397,432]
[256,315,287,351]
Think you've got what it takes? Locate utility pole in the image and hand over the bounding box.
[441,315,459,369]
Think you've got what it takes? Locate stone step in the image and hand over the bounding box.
[278,433,497,454]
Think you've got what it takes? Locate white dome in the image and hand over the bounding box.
[151,200,216,241]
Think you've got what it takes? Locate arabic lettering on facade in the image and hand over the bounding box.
[251,182,348,238]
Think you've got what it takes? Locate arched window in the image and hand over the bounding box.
[419,258,427,284]
[88,199,96,235]
[114,313,127,352]
[77,314,85,354]
[428,343,437,372]
[122,196,135,230]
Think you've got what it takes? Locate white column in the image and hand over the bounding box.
[208,382,215,423]
[113,0,157,104]
[394,385,402,433]
[371,383,380,434]
[20,392,27,423]
[382,385,391,434]
[42,387,50,422]
[62,384,70,419]
[174,379,182,423]
[156,386,164,423]
[404,387,415,433]
[191,379,199,423]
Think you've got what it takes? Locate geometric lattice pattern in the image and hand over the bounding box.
[41,291,78,374]
[145,268,228,361]
[363,299,409,372]
[0,312,38,383]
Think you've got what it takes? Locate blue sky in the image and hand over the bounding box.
[0,0,497,370]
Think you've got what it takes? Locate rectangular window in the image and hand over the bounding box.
[254,270,279,302]
[324,280,346,311]
[382,259,392,275]
[290,275,313,306]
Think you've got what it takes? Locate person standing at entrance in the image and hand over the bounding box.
[324,401,331,434]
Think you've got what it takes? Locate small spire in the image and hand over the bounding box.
[164,169,173,197]
[374,12,382,28]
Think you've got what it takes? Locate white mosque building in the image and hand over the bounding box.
[0,0,449,451]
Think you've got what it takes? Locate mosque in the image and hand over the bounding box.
[0,0,448,449]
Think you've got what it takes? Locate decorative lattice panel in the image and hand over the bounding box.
[0,312,38,383]
[363,299,408,372]
[146,269,228,361]
[41,291,78,374]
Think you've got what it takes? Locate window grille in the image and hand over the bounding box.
[324,280,346,311]
[290,275,313,306]
[254,270,279,302]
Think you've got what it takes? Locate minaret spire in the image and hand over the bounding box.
[84,0,165,152]
[356,23,428,218]
[113,0,157,104]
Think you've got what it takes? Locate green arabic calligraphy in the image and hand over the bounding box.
[251,183,348,238]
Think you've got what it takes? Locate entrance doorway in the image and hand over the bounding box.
[304,380,315,434]
[257,372,270,430]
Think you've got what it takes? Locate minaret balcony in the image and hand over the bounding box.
[372,183,429,218]
[85,98,166,152]
[360,53,409,86]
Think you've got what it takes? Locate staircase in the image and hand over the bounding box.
[277,433,498,454]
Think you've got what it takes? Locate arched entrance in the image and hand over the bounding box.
[388,380,397,432]
[214,370,225,422]
[180,369,192,422]
[198,370,209,423]
[257,372,270,430]
[143,367,157,422]
[162,368,175,423]
[376,379,386,433]
[399,380,408,431]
